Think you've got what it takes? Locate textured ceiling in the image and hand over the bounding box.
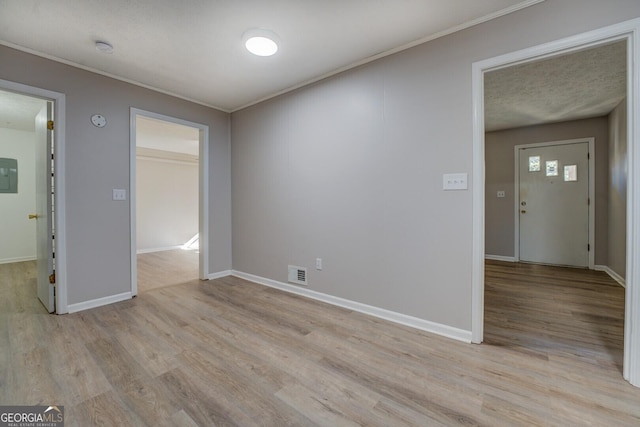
[2,1,626,133]
[2,40,628,135]
[485,40,627,132]
[0,0,541,112]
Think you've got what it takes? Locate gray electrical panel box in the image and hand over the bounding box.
[0,158,18,193]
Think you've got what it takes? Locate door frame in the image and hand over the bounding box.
[129,108,210,295]
[0,78,68,314]
[513,138,595,269]
[471,18,640,387]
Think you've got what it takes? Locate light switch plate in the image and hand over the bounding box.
[443,173,468,190]
[112,189,127,201]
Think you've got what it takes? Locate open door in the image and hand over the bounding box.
[34,103,54,313]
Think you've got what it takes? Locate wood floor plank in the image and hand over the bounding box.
[3,259,640,425]
[157,367,255,427]
[67,390,145,427]
[137,249,199,293]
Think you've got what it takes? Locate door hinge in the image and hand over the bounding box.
[49,271,56,285]
[588,244,591,252]
[47,120,54,130]
[588,198,591,206]
[587,152,590,160]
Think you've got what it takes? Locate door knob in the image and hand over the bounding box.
[28,214,38,219]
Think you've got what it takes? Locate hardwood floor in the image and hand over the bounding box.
[2,259,640,426]
[137,249,199,293]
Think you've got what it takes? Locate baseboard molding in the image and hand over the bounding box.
[595,265,626,288]
[67,292,132,313]
[0,256,36,265]
[136,245,182,254]
[230,270,472,343]
[485,254,516,262]
[207,270,232,280]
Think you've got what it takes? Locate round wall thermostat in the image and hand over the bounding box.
[91,114,107,128]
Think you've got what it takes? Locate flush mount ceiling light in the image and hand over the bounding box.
[95,41,114,54]
[243,29,279,57]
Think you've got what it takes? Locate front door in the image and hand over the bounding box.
[35,103,54,312]
[518,141,590,267]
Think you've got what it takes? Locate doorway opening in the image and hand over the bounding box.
[471,19,640,386]
[0,80,67,314]
[130,109,209,295]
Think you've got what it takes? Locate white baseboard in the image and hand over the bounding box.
[230,270,472,343]
[136,245,182,254]
[207,270,232,280]
[67,292,132,313]
[595,265,626,288]
[0,256,37,265]
[485,254,516,262]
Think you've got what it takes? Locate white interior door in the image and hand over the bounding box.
[518,142,589,267]
[35,103,54,313]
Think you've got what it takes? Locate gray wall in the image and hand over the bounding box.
[231,0,640,331]
[0,45,231,306]
[609,99,627,279]
[485,117,610,263]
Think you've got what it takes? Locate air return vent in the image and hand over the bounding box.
[288,265,307,286]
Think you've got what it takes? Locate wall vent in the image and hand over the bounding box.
[288,265,307,286]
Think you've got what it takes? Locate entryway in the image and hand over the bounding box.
[472,19,640,387]
[129,109,210,295]
[516,140,592,268]
[0,87,58,313]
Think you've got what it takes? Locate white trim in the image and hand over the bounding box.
[231,270,472,343]
[130,108,210,297]
[0,256,37,265]
[472,18,640,387]
[0,79,68,314]
[513,138,595,269]
[485,255,516,262]
[136,245,183,254]
[595,265,626,288]
[207,270,232,280]
[67,292,132,313]
[625,22,640,387]
[471,54,486,344]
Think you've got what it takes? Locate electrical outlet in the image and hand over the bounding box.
[497,190,505,198]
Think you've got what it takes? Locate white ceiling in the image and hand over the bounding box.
[0,0,541,112]
[0,1,627,134]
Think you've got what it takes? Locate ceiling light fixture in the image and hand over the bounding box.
[243,29,279,57]
[95,41,114,54]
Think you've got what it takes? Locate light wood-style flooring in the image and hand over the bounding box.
[137,249,199,293]
[2,259,640,425]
